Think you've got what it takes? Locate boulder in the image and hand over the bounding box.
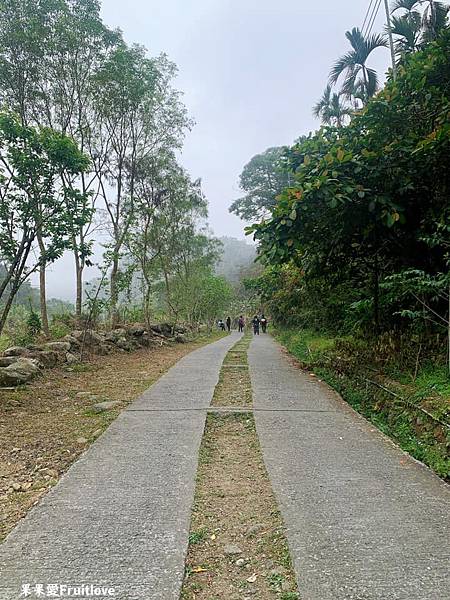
[91,400,121,413]
[127,323,146,336]
[44,341,71,353]
[159,323,174,337]
[149,323,162,334]
[115,338,133,351]
[175,334,188,344]
[70,329,104,345]
[66,352,80,364]
[105,328,127,342]
[29,350,58,368]
[63,334,81,348]
[0,357,19,367]
[3,346,28,357]
[0,358,40,387]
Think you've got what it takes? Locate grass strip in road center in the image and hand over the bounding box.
[211,334,252,407]
[180,334,300,600]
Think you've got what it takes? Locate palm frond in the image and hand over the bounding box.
[329,51,357,85]
[365,67,379,98]
[364,32,388,56]
[391,0,420,13]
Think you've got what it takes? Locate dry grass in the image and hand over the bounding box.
[211,335,252,407]
[181,332,299,600]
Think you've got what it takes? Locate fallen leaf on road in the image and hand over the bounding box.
[246,573,257,583]
[192,567,208,573]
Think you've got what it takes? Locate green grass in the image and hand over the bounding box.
[188,528,208,545]
[0,333,11,353]
[274,327,450,480]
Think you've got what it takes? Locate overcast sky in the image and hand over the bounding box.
[42,0,390,299]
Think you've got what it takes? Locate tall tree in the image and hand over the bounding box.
[229,147,290,222]
[329,27,387,103]
[313,85,352,126]
[0,113,89,335]
[0,0,120,324]
[91,46,190,327]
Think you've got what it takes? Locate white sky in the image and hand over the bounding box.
[42,0,390,300]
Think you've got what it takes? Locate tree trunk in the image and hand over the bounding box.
[110,253,119,329]
[37,231,50,338]
[447,280,450,376]
[0,277,21,337]
[373,250,380,334]
[75,260,84,325]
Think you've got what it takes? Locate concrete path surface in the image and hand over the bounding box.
[0,332,241,600]
[249,334,450,600]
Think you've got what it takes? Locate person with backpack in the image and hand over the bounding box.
[252,315,260,335]
[260,314,268,333]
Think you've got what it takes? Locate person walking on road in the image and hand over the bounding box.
[226,316,231,332]
[238,315,245,332]
[260,314,268,333]
[252,315,260,335]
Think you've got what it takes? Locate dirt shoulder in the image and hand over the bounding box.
[0,333,221,542]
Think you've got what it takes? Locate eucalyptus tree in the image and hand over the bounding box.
[90,46,190,326]
[313,85,352,126]
[329,28,387,104]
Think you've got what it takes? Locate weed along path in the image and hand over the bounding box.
[0,333,240,600]
[248,334,450,600]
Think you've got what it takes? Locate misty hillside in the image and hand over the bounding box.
[216,237,256,283]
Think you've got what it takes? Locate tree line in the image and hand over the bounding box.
[0,0,231,338]
[232,1,450,370]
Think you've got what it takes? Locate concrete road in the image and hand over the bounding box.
[0,333,241,600]
[249,334,450,600]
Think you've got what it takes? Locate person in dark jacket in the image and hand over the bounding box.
[238,315,245,332]
[260,314,268,333]
[252,315,260,335]
[226,316,231,332]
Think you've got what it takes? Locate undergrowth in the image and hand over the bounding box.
[275,328,450,480]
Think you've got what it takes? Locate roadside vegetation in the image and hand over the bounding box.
[232,4,450,478]
[0,0,247,346]
[276,328,449,479]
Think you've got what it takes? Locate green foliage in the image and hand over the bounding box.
[0,112,89,333]
[277,327,449,478]
[229,146,290,222]
[26,307,41,337]
[249,31,450,341]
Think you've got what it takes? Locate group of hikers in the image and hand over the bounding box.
[217,314,268,335]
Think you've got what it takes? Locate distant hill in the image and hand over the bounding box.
[216,237,256,283]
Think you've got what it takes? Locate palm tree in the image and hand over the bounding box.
[390,12,422,57]
[329,28,387,105]
[313,85,352,127]
[420,1,449,42]
[392,0,449,48]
